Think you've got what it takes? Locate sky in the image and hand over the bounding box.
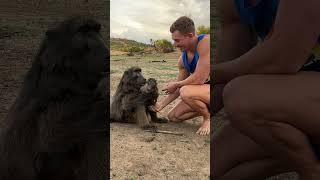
[110,0,210,44]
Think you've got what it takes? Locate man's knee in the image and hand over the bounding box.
[168,110,180,122]
[223,76,256,119]
[179,85,192,102]
[167,110,178,122]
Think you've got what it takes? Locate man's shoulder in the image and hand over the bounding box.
[201,34,210,41]
[198,34,210,43]
[197,35,210,53]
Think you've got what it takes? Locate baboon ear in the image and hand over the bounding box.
[133,67,142,73]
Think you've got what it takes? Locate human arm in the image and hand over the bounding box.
[212,0,257,114]
[176,35,211,87]
[150,56,189,112]
[213,0,320,84]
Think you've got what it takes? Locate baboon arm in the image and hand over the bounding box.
[121,96,143,111]
[135,106,150,128]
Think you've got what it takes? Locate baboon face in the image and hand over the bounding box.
[132,71,146,86]
[122,67,146,88]
[44,17,108,86]
[140,78,157,93]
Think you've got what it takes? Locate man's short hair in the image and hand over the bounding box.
[170,16,195,34]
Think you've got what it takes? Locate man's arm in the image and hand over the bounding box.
[176,35,211,87]
[212,0,257,114]
[213,0,320,84]
[214,0,257,64]
[157,56,189,110]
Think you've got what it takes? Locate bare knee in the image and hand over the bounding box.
[224,76,250,112]
[179,85,192,101]
[167,109,179,122]
[223,76,259,125]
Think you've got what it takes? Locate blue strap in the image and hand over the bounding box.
[182,34,206,74]
[234,0,279,40]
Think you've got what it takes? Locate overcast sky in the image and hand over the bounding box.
[110,0,210,44]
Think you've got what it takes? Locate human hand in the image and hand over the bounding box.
[162,81,179,94]
[149,102,163,112]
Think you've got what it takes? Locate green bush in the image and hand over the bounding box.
[121,46,144,53]
[154,39,174,53]
[197,25,210,35]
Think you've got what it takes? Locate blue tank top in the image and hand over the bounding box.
[182,34,206,74]
[234,0,278,40]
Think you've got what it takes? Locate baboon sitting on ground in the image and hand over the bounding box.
[110,67,167,129]
[0,16,108,180]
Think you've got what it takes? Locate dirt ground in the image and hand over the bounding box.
[110,52,210,180]
[0,37,36,124]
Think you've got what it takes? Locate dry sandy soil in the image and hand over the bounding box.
[110,52,210,180]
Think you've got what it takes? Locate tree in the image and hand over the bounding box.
[154,39,174,53]
[197,25,210,35]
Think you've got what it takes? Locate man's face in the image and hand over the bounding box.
[171,30,193,51]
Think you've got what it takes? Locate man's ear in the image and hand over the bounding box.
[187,32,194,38]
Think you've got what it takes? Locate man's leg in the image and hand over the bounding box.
[223,71,320,179]
[179,84,210,135]
[212,84,225,114]
[212,123,292,180]
[167,100,199,122]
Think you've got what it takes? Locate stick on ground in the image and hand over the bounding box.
[145,129,183,136]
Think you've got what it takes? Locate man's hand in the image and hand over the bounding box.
[149,102,164,112]
[162,81,180,94]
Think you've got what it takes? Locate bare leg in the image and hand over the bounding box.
[180,84,210,135]
[167,100,199,122]
[223,72,320,178]
[212,123,292,180]
[212,84,225,115]
[219,158,291,180]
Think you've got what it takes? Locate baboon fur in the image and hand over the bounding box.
[0,17,109,180]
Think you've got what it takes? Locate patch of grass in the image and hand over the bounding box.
[163,73,177,80]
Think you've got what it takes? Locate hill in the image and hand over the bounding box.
[110,37,149,52]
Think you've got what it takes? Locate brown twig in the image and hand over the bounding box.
[144,129,183,136]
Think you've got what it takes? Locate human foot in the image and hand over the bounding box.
[196,119,210,135]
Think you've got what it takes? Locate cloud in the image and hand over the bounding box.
[111,0,210,44]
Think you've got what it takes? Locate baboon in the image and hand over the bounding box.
[110,67,168,129]
[0,17,108,180]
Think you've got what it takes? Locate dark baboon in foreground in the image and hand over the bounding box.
[0,17,108,180]
[110,67,167,129]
